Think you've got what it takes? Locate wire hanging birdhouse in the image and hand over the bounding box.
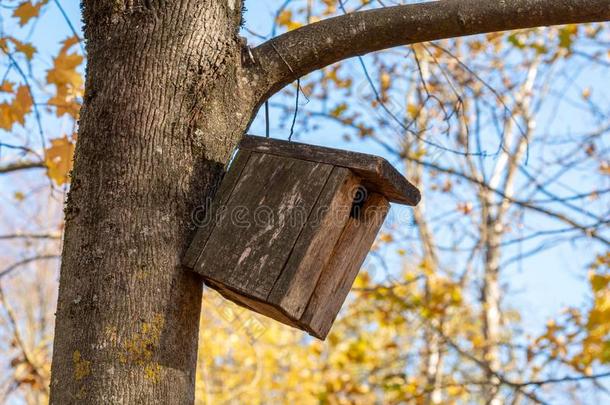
[184,135,420,339]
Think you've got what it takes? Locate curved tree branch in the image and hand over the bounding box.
[0,255,60,279]
[0,233,61,241]
[251,0,610,101]
[0,161,46,174]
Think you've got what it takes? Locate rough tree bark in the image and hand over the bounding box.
[48,1,256,403]
[49,0,610,403]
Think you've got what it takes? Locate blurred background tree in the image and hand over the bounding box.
[0,0,608,403]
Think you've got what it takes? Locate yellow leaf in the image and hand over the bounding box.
[407,103,419,119]
[447,385,465,396]
[419,259,434,275]
[450,287,463,304]
[590,272,610,293]
[45,136,76,185]
[277,10,302,31]
[470,334,485,349]
[330,103,348,117]
[277,10,292,25]
[558,24,578,50]
[380,72,391,92]
[410,148,427,160]
[13,1,44,26]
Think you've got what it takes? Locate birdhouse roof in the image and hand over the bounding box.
[239,135,420,205]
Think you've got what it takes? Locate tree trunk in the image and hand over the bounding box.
[49,1,255,403]
[482,214,503,405]
[480,60,537,403]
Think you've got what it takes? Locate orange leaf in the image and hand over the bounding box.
[0,85,32,130]
[8,37,36,60]
[61,36,81,50]
[0,81,14,93]
[13,85,32,123]
[44,136,76,185]
[47,53,83,88]
[46,36,83,118]
[379,233,393,243]
[13,1,44,26]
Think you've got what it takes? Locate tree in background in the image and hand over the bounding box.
[0,0,609,403]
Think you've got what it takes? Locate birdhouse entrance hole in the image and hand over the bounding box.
[350,185,368,220]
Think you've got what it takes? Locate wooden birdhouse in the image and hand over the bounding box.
[183,135,420,339]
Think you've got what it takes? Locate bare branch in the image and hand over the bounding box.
[251,0,610,100]
[0,233,61,241]
[518,371,610,387]
[407,157,610,245]
[0,255,60,279]
[0,161,46,175]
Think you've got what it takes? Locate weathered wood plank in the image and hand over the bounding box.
[267,167,359,319]
[183,150,252,269]
[239,135,420,206]
[204,278,301,330]
[300,193,390,339]
[196,153,333,300]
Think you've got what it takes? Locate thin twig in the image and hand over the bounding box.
[0,255,60,279]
